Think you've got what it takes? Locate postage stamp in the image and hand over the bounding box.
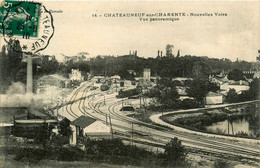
[0,0,54,54]
[0,0,5,8]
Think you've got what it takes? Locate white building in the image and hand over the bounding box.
[143,68,151,81]
[220,80,249,93]
[69,69,84,81]
[70,116,112,146]
[205,92,223,105]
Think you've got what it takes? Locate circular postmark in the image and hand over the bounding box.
[1,1,54,54]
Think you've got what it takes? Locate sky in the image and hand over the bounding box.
[1,1,260,62]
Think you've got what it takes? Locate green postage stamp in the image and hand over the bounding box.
[0,0,54,54]
[0,0,41,38]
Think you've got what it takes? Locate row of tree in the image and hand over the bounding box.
[87,55,256,79]
[1,40,258,93]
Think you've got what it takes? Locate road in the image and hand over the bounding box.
[57,81,260,162]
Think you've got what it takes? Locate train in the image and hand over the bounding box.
[116,88,141,98]
[100,84,110,91]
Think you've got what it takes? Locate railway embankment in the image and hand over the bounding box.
[150,100,260,144]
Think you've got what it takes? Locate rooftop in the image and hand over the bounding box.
[70,115,96,128]
[206,92,222,97]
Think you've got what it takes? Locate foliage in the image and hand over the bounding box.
[58,118,72,137]
[228,69,244,81]
[0,40,23,93]
[162,137,187,166]
[192,61,211,80]
[34,123,54,147]
[2,137,191,167]
[186,76,219,105]
[179,98,200,109]
[66,61,90,78]
[213,159,230,168]
[118,69,135,80]
[86,55,256,79]
[226,89,238,103]
[165,112,229,131]
[247,78,259,100]
[231,78,260,102]
[149,78,179,108]
[186,79,206,105]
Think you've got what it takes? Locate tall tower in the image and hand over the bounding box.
[143,68,151,81]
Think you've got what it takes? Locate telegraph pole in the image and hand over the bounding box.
[106,114,108,125]
[131,122,134,146]
[109,114,113,138]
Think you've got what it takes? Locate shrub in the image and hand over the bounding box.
[214,159,230,168]
[162,137,187,166]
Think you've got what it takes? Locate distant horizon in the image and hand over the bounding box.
[39,51,259,63]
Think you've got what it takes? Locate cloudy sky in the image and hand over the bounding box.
[3,1,260,62]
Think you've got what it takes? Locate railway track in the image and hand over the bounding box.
[60,83,260,162]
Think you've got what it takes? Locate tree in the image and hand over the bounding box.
[163,137,187,165]
[34,123,54,148]
[248,78,259,100]
[192,61,211,80]
[0,40,23,93]
[238,78,259,101]
[58,118,72,137]
[226,89,237,103]
[186,79,209,105]
[150,78,179,108]
[228,69,244,81]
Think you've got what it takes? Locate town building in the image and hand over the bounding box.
[209,74,229,86]
[70,116,112,146]
[37,74,70,92]
[220,80,249,93]
[172,77,192,86]
[205,92,223,105]
[0,107,57,138]
[69,69,84,81]
[253,71,260,79]
[111,75,121,82]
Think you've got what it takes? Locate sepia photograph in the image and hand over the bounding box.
[0,0,259,167]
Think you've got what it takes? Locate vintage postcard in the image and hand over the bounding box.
[0,1,259,168]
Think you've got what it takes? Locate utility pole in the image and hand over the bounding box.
[143,95,146,114]
[231,120,234,135]
[132,122,134,146]
[109,114,113,138]
[228,118,230,135]
[103,95,106,105]
[139,94,142,108]
[62,98,64,115]
[106,114,107,125]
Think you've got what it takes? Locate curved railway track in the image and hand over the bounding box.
[60,83,260,162]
